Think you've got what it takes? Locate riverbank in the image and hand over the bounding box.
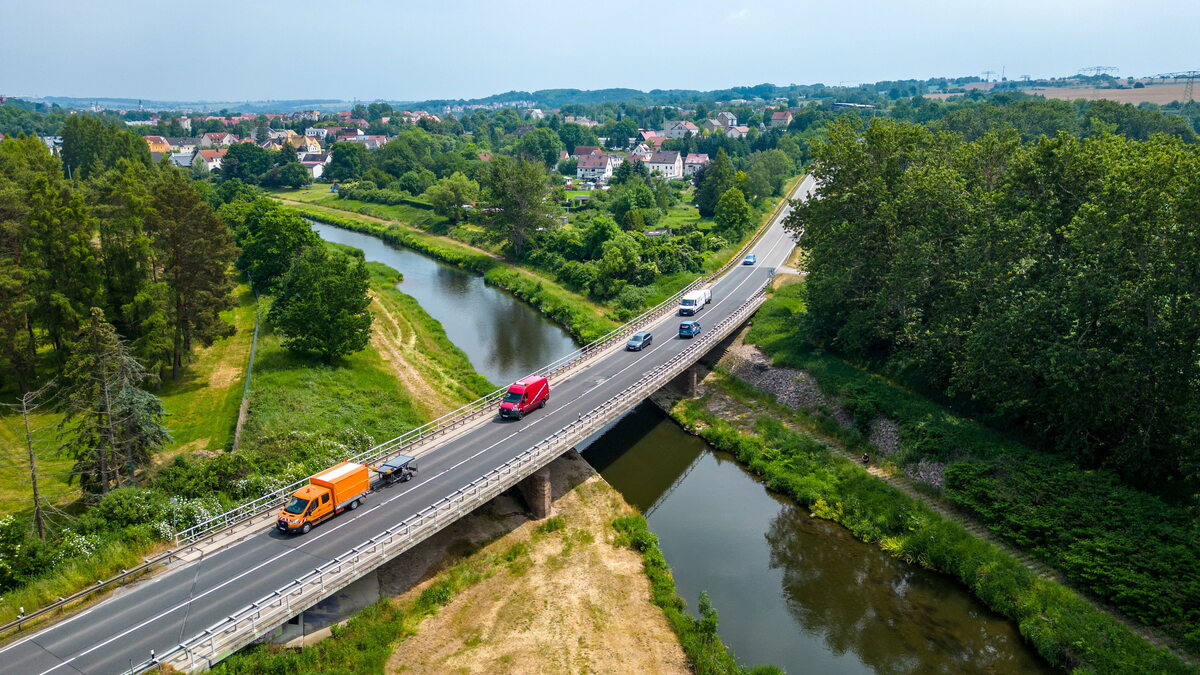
[212,452,693,674]
[651,323,1192,673]
[275,197,619,343]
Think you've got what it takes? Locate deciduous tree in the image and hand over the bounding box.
[269,246,372,361]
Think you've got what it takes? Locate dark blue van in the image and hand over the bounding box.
[678,320,701,338]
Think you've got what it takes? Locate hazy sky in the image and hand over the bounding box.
[4,0,1198,102]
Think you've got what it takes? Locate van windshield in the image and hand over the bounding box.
[503,392,524,403]
[284,496,310,515]
[680,299,696,306]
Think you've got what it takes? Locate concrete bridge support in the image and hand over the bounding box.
[518,465,553,519]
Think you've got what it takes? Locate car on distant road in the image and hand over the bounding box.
[626,331,653,351]
[742,253,757,265]
[678,320,701,338]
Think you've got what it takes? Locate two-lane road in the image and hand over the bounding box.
[0,175,813,675]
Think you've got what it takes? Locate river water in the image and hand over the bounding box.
[311,221,1050,673]
[309,221,579,387]
[581,402,1051,674]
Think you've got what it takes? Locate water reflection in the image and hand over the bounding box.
[581,402,1050,674]
[308,221,578,386]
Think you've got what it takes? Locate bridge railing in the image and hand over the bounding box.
[130,281,769,674]
[173,174,803,547]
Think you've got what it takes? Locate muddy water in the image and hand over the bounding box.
[581,402,1051,674]
[309,221,579,387]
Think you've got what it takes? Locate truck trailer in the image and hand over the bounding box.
[277,461,371,534]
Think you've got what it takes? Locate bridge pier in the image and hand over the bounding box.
[518,465,553,519]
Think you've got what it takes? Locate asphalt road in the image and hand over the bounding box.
[0,176,814,675]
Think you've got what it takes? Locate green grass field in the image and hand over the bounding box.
[271,186,446,231]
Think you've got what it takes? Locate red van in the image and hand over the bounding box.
[499,375,549,420]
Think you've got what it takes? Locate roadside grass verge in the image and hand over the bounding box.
[667,393,1191,674]
[277,203,618,342]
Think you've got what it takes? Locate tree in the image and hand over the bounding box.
[150,168,238,379]
[325,142,369,180]
[58,308,169,496]
[517,127,565,166]
[269,246,372,361]
[220,143,273,183]
[0,136,47,392]
[60,116,151,179]
[234,198,320,290]
[423,171,480,223]
[87,159,158,340]
[277,162,312,189]
[483,157,557,258]
[611,158,648,185]
[695,148,735,217]
[714,187,755,236]
[744,149,793,198]
[556,123,598,152]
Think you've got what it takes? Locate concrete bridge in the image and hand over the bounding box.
[0,177,814,675]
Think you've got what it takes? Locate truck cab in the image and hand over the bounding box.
[499,375,549,420]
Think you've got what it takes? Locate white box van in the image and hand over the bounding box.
[678,288,711,315]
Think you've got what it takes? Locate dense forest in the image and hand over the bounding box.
[789,117,1199,496]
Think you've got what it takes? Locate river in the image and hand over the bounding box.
[311,221,1050,673]
[309,221,579,387]
[581,402,1051,674]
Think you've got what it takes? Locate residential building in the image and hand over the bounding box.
[194,149,227,171]
[576,154,614,181]
[200,132,239,147]
[166,137,200,155]
[144,136,171,154]
[700,119,724,133]
[715,111,737,127]
[639,130,659,143]
[646,151,683,179]
[726,125,751,139]
[305,127,329,140]
[627,143,653,162]
[300,152,331,179]
[683,153,710,176]
[169,153,194,169]
[769,111,793,128]
[572,145,603,157]
[524,108,544,120]
[665,121,698,139]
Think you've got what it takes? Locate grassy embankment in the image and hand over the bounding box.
[663,283,1194,673]
[240,247,494,450]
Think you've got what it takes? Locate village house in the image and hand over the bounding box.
[300,152,331,179]
[646,150,683,179]
[194,149,227,171]
[627,143,653,162]
[639,129,659,143]
[665,121,698,139]
[305,127,329,140]
[576,154,614,181]
[200,132,239,147]
[524,108,544,120]
[715,111,738,127]
[144,136,171,154]
[770,111,793,128]
[683,153,710,176]
[166,137,200,155]
[572,145,603,157]
[726,125,751,139]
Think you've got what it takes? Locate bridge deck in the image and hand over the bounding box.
[0,177,812,675]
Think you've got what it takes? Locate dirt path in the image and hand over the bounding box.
[381,453,689,675]
[368,289,460,419]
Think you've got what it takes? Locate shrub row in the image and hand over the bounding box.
[337,182,435,211]
[746,283,1200,652]
[612,515,780,675]
[286,205,617,342]
[669,396,1191,673]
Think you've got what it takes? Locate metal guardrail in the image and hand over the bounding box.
[0,176,804,641]
[128,282,770,674]
[172,174,803,548]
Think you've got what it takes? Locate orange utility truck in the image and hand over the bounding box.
[277,461,370,534]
